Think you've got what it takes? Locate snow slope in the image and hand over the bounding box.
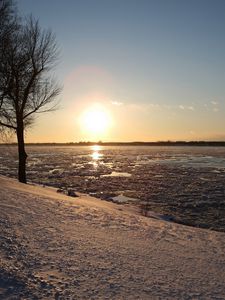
[0,175,225,299]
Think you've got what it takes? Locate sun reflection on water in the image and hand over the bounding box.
[92,151,102,160]
[91,145,103,161]
[92,145,101,151]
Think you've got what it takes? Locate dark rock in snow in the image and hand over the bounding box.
[67,189,78,197]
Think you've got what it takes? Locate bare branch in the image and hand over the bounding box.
[0,121,16,130]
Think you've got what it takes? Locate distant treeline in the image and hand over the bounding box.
[1,141,225,147]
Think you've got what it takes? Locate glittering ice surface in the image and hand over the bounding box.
[0,145,225,231]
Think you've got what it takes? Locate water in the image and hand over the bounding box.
[0,145,225,232]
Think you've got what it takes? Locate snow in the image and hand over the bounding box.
[0,175,225,299]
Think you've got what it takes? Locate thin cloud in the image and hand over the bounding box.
[178,105,194,111]
[149,103,161,109]
[111,101,123,106]
[210,100,219,112]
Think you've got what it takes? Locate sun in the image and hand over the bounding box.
[80,105,111,137]
[83,109,108,134]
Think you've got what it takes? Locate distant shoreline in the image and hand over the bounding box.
[1,141,225,147]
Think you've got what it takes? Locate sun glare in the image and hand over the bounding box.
[80,105,111,138]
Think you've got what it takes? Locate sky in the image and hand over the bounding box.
[17,0,225,142]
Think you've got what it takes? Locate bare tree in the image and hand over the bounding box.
[0,11,61,183]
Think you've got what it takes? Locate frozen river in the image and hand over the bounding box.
[0,145,225,231]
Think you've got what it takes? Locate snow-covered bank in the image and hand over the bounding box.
[0,175,225,299]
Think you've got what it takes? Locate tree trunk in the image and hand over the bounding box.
[16,119,27,183]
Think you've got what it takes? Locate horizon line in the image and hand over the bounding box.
[1,140,225,146]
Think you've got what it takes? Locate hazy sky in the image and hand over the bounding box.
[18,0,225,142]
